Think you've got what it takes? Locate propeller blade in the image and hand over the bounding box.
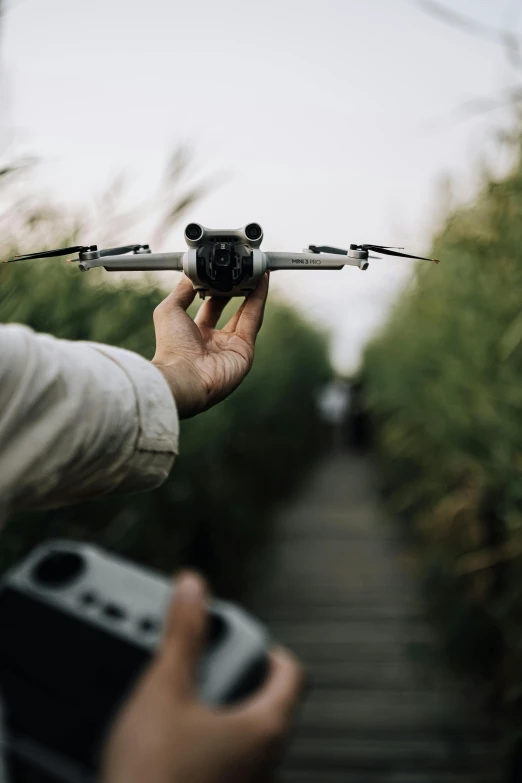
[360,244,439,264]
[375,247,439,263]
[308,245,348,255]
[8,245,93,262]
[360,245,405,251]
[99,245,148,257]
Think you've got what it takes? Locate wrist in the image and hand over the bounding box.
[152,359,207,419]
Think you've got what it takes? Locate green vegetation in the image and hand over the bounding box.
[363,141,522,719]
[0,214,331,598]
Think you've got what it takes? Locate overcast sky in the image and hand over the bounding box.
[1,0,520,369]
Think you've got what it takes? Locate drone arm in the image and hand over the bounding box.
[264,250,367,271]
[78,252,185,272]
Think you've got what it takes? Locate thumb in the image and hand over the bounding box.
[159,571,208,699]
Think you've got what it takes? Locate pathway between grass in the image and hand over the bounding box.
[249,450,500,783]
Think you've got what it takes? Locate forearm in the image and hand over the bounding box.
[0,324,178,515]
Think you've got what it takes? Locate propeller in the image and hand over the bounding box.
[7,245,95,262]
[353,244,439,264]
[308,243,439,264]
[7,244,149,263]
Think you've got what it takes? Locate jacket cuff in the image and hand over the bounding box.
[88,344,179,492]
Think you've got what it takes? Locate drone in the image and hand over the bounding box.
[6,222,439,299]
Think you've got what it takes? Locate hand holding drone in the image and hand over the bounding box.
[7,222,439,298]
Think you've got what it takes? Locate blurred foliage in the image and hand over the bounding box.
[362,137,522,718]
[0,199,331,598]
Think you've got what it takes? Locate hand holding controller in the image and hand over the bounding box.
[0,543,304,783]
[102,572,304,783]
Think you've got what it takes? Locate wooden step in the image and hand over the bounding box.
[286,658,448,690]
[278,769,498,783]
[284,736,496,772]
[252,600,422,621]
[266,619,435,646]
[295,690,489,736]
[263,637,437,665]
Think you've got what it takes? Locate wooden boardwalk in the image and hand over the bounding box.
[248,451,501,783]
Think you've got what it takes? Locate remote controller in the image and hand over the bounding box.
[0,540,269,783]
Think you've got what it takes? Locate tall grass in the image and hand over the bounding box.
[363,138,522,718]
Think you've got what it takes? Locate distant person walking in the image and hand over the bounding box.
[317,379,352,450]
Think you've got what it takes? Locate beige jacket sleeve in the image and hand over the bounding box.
[0,324,178,517]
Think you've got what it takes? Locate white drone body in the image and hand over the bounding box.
[77,223,368,298]
[9,222,438,298]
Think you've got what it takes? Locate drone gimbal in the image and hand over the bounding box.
[8,222,439,298]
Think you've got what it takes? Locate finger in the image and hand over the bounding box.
[235,272,270,344]
[159,571,208,699]
[222,299,247,334]
[161,274,196,313]
[195,296,232,329]
[236,646,304,723]
[153,276,202,350]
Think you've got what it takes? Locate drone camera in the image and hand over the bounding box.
[185,223,204,242]
[245,223,263,242]
[213,242,233,268]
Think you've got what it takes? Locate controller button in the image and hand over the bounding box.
[138,616,160,634]
[103,603,126,620]
[79,591,97,606]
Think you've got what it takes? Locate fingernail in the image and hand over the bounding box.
[176,573,204,603]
